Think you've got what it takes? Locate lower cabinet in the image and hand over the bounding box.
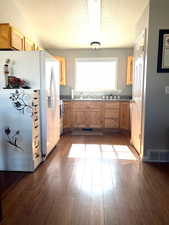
[104,102,120,128]
[72,111,86,128]
[63,102,72,128]
[71,102,104,128]
[104,119,119,129]
[87,111,103,128]
[72,111,103,128]
[63,101,130,130]
[120,102,130,130]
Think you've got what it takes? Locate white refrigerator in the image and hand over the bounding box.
[0,51,60,171]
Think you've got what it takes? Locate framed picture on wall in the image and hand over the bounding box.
[157,29,169,73]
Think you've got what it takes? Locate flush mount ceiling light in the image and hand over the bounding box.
[90,41,101,49]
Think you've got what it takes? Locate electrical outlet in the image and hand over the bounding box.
[165,86,169,94]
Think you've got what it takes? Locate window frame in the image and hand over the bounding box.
[74,57,118,92]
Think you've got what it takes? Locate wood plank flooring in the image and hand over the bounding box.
[0,172,26,198]
[0,171,26,222]
[1,133,169,225]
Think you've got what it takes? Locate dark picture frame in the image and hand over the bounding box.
[157,29,169,73]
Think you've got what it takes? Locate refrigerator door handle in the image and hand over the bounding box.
[48,96,52,107]
[48,67,56,109]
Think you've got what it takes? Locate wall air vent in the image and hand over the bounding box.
[148,150,169,162]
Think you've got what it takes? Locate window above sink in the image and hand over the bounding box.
[75,58,118,92]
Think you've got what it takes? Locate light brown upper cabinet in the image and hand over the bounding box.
[126,56,133,85]
[55,56,66,86]
[0,23,24,50]
[24,37,35,51]
[0,23,42,51]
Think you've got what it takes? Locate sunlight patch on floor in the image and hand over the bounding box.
[68,144,137,160]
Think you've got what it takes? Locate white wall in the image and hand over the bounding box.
[48,48,133,96]
[0,51,41,89]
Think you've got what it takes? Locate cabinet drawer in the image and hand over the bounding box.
[104,102,120,109]
[104,119,119,128]
[64,101,71,109]
[72,101,86,110]
[72,101,102,111]
[64,101,71,105]
[105,109,119,118]
[86,101,102,110]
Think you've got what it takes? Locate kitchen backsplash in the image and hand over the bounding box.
[60,85,132,100]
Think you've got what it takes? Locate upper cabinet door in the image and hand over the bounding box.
[0,23,38,51]
[11,27,24,50]
[0,23,12,49]
[126,56,133,85]
[24,38,35,51]
[55,56,66,86]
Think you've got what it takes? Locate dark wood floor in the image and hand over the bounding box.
[0,172,26,198]
[1,133,169,225]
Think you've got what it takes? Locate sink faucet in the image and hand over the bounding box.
[79,92,83,99]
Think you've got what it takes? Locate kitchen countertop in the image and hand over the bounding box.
[61,98,131,102]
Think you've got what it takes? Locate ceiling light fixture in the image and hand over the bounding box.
[88,0,101,47]
[90,41,101,49]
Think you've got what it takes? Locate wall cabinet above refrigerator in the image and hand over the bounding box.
[0,23,42,51]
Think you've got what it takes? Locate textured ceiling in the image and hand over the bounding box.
[11,0,148,49]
